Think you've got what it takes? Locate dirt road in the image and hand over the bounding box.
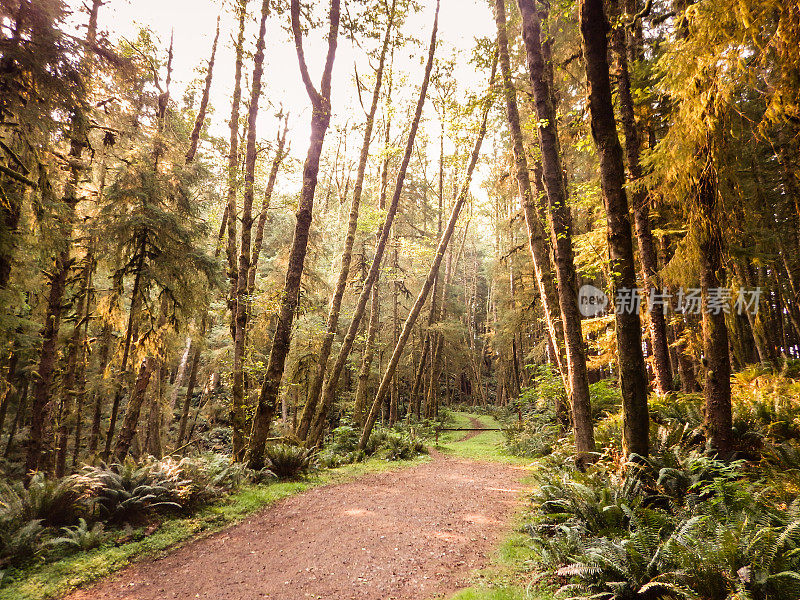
[64,451,522,600]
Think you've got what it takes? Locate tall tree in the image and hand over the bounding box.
[231,0,270,461]
[227,0,249,456]
[296,0,396,441]
[305,0,440,447]
[494,0,566,389]
[247,0,341,469]
[610,1,673,394]
[579,0,650,458]
[26,0,101,474]
[517,0,595,459]
[358,56,495,449]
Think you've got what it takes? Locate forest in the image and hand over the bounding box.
[1,0,800,598]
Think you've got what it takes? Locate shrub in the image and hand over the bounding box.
[365,429,390,455]
[263,444,316,479]
[588,378,622,422]
[0,472,86,527]
[173,453,253,507]
[503,420,558,458]
[375,431,427,461]
[327,425,360,454]
[48,518,110,552]
[317,448,365,469]
[77,459,186,523]
[0,519,44,567]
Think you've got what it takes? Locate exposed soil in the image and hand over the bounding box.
[459,416,492,442]
[64,452,524,600]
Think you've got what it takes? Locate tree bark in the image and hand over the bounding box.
[248,115,289,294]
[185,16,220,164]
[226,0,248,341]
[579,0,650,458]
[55,254,93,476]
[4,380,27,458]
[113,357,155,461]
[247,0,341,469]
[27,248,72,474]
[609,2,673,394]
[494,0,566,385]
[231,0,269,461]
[103,232,146,461]
[177,339,202,448]
[296,0,395,439]
[304,1,440,448]
[517,0,595,460]
[697,160,732,454]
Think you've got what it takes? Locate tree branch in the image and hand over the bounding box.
[291,0,322,106]
[0,163,37,187]
[320,0,341,101]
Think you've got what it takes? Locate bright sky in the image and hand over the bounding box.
[84,0,497,188]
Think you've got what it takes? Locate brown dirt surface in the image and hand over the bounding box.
[459,416,492,442]
[64,453,524,600]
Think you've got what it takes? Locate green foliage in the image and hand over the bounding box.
[0,520,44,568]
[263,444,317,480]
[521,420,800,600]
[48,519,110,552]
[76,459,186,523]
[373,430,427,461]
[588,379,622,422]
[0,473,85,528]
[171,454,254,508]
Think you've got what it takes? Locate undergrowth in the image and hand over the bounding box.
[501,365,800,600]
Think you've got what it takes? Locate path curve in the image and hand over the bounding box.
[65,452,523,600]
[460,416,490,442]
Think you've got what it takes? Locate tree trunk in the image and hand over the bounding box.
[304,2,439,448]
[55,255,93,476]
[27,248,72,474]
[579,0,650,458]
[248,115,289,294]
[4,380,27,458]
[697,160,732,454]
[389,234,400,425]
[185,16,220,164]
[609,3,672,394]
[104,237,145,461]
[226,1,248,344]
[113,357,155,461]
[295,1,395,439]
[231,0,269,461]
[167,336,192,430]
[494,0,566,384]
[177,341,202,448]
[518,0,595,460]
[247,0,341,469]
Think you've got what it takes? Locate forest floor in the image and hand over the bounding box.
[57,416,529,600]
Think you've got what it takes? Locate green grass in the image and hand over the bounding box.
[435,411,529,464]
[443,521,555,600]
[0,455,428,600]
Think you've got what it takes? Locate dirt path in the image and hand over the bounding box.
[460,416,490,442]
[65,452,523,600]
